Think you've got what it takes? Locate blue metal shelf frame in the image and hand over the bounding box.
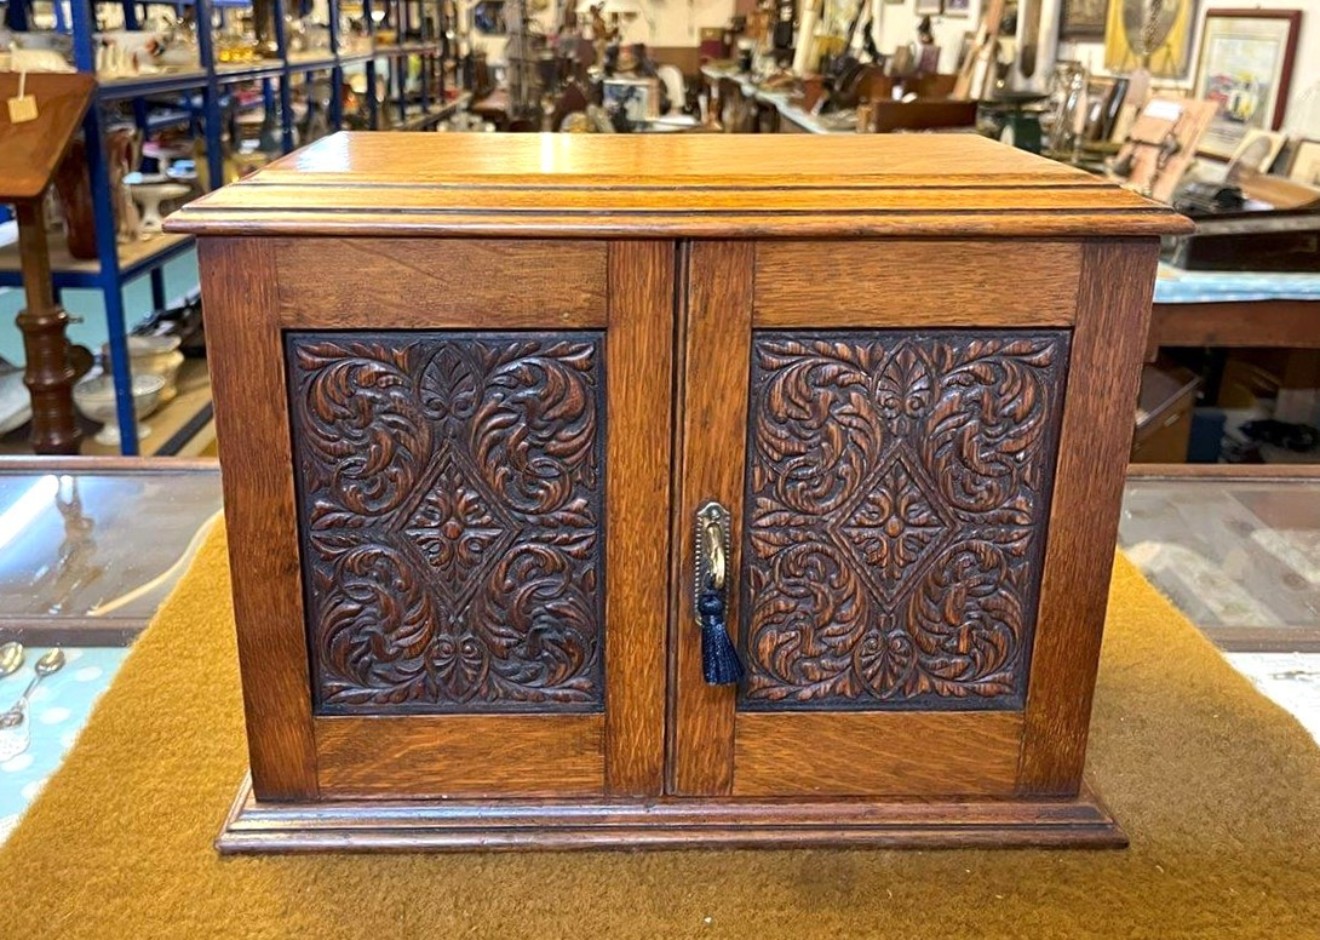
[11,0,380,453]
[368,0,447,130]
[7,0,451,452]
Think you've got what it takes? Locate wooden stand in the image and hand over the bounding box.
[0,73,96,454]
[169,134,1190,853]
[13,199,83,453]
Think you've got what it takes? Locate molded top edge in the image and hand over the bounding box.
[167,132,1193,237]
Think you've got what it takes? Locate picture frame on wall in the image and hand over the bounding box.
[915,0,943,15]
[1103,0,1195,78]
[602,77,661,122]
[1290,141,1320,187]
[1192,9,1302,159]
[944,0,971,16]
[1059,0,1107,39]
[1225,128,1288,181]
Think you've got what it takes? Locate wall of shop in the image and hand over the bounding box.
[1059,0,1320,136]
[870,1,984,75]
[557,0,1320,135]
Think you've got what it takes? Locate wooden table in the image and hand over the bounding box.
[0,72,96,454]
[1148,298,1320,357]
[1137,252,1320,358]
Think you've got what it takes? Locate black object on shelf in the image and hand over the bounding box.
[1240,419,1320,454]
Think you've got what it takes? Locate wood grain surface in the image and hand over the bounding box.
[218,774,1123,851]
[14,200,82,454]
[204,233,680,800]
[1148,299,1320,353]
[314,715,605,798]
[603,241,674,797]
[667,241,754,797]
[274,238,607,327]
[1019,239,1161,796]
[0,72,95,200]
[754,240,1080,326]
[180,132,1132,186]
[198,238,318,800]
[732,712,1023,797]
[166,133,1192,239]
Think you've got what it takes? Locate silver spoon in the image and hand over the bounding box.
[0,648,65,728]
[0,642,22,680]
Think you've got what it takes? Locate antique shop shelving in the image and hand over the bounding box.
[0,0,455,453]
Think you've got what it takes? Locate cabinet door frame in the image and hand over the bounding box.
[668,237,1158,799]
[203,236,673,801]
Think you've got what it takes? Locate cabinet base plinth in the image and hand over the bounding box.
[217,774,1126,853]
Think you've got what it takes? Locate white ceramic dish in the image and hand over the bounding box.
[129,181,191,233]
[72,372,166,445]
[102,335,185,402]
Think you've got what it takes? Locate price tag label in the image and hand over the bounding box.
[7,95,39,124]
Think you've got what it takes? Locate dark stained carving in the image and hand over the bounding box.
[287,332,605,714]
[740,331,1068,710]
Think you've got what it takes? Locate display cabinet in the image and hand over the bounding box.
[168,133,1190,851]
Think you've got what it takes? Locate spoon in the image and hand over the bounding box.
[0,648,65,728]
[0,642,22,680]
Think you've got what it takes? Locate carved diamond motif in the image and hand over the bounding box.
[837,452,953,601]
[740,331,1069,710]
[397,450,516,608]
[289,332,606,714]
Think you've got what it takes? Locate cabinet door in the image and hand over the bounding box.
[670,240,1088,799]
[204,237,673,801]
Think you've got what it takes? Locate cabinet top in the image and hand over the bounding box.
[167,132,1191,238]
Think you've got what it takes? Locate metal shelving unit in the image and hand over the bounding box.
[1,0,456,453]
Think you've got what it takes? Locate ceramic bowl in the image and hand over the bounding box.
[73,372,166,445]
[129,181,191,232]
[101,335,186,404]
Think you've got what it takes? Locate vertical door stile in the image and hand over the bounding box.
[668,241,756,797]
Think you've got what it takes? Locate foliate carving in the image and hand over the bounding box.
[741,331,1068,710]
[287,332,605,714]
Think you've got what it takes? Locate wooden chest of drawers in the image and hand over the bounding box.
[169,133,1189,852]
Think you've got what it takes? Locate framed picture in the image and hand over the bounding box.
[603,77,660,123]
[1060,0,1107,39]
[1290,140,1320,187]
[1103,0,1195,78]
[915,0,943,14]
[944,0,971,17]
[1082,76,1129,142]
[1193,9,1302,159]
[1225,128,1287,180]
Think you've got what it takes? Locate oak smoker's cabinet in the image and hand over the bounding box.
[168,133,1190,852]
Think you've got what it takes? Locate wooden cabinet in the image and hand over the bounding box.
[169,133,1190,852]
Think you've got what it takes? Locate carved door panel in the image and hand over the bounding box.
[289,332,609,717]
[259,239,674,800]
[670,242,1071,799]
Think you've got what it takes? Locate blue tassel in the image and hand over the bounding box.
[697,590,743,686]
